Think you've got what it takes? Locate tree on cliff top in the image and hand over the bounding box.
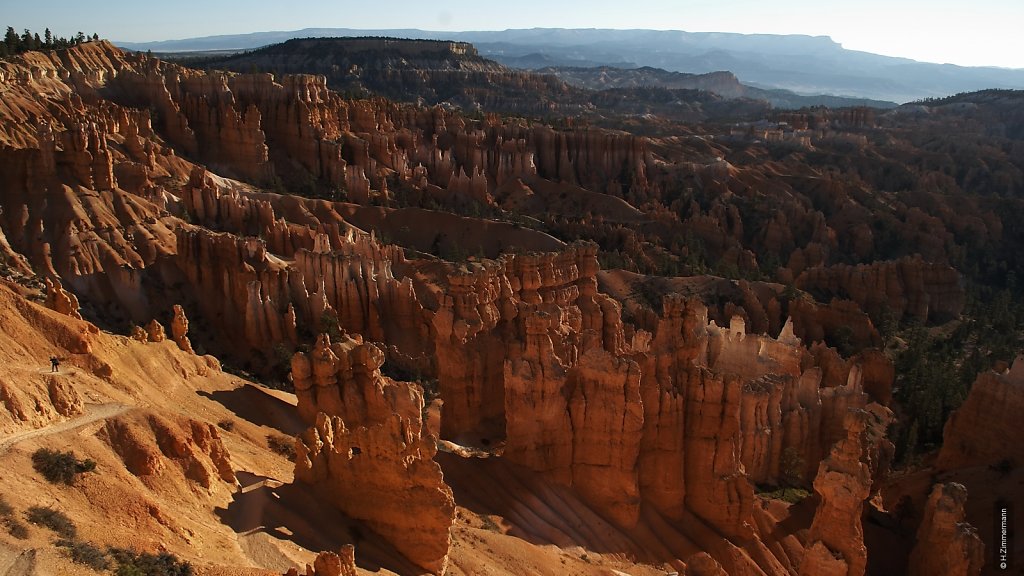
[0,26,100,57]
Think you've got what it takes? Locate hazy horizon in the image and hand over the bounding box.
[5,0,1023,69]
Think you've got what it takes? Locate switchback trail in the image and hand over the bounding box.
[0,403,132,455]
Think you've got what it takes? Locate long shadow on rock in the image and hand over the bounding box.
[215,473,423,575]
[438,448,774,573]
[437,449,671,559]
[198,384,306,435]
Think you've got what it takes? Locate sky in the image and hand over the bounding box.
[6,0,1023,69]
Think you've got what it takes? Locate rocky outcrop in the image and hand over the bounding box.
[101,412,237,489]
[293,335,454,575]
[686,552,729,576]
[800,410,872,576]
[145,319,166,342]
[285,545,357,576]
[130,324,148,342]
[44,277,83,319]
[296,413,454,575]
[171,222,431,370]
[170,304,194,353]
[795,257,964,324]
[682,367,755,540]
[937,355,1024,470]
[503,317,644,527]
[290,332,420,426]
[908,483,984,576]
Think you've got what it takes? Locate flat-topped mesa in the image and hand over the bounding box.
[293,336,454,575]
[908,483,984,576]
[291,37,480,58]
[795,256,965,324]
[290,332,420,426]
[937,354,1024,471]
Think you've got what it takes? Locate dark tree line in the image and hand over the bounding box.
[891,279,1024,465]
[1,27,99,57]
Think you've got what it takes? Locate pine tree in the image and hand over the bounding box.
[21,29,34,51]
[5,27,19,54]
[44,28,52,48]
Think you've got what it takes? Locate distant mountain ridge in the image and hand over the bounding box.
[539,66,896,109]
[115,27,1024,103]
[194,37,895,114]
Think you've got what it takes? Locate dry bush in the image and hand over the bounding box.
[31,448,96,485]
[266,434,296,460]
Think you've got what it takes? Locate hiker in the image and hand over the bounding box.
[50,356,60,373]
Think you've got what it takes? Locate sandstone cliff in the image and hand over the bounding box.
[293,334,454,574]
[937,355,1024,471]
[795,256,964,324]
[908,483,984,576]
[801,410,873,576]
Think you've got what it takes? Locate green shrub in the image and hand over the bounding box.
[109,548,194,576]
[26,505,77,538]
[31,448,96,484]
[56,539,110,570]
[757,487,811,504]
[216,419,235,432]
[266,434,296,460]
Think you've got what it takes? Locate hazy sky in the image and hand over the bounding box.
[6,0,1023,68]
